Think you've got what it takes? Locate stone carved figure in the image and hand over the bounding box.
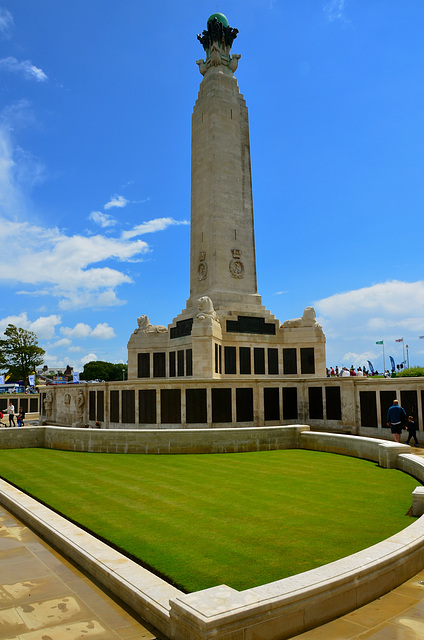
[44,390,53,418]
[64,393,71,407]
[196,296,218,322]
[76,389,85,422]
[282,307,322,329]
[134,315,168,334]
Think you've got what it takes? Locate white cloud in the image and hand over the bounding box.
[51,338,71,348]
[315,280,424,368]
[316,281,424,332]
[61,323,92,339]
[0,313,61,339]
[0,8,13,39]
[90,323,116,339]
[81,353,98,365]
[323,0,349,23]
[0,218,150,308]
[61,322,115,340]
[89,210,117,228]
[122,217,189,240]
[104,194,128,209]
[0,57,48,81]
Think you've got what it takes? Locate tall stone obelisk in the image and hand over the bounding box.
[187,13,262,313]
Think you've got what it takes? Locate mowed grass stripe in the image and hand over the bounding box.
[0,448,418,592]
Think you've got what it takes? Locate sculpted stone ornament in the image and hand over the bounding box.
[282,307,323,330]
[134,315,168,334]
[198,251,208,281]
[76,389,85,422]
[44,390,53,418]
[196,15,240,76]
[229,248,244,279]
[196,296,219,322]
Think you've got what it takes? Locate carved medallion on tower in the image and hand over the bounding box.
[198,251,208,281]
[229,249,244,279]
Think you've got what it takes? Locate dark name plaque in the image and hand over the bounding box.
[170,318,193,339]
[226,316,276,335]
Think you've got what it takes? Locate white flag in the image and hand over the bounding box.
[0,375,4,385]
[73,372,80,383]
[28,375,35,386]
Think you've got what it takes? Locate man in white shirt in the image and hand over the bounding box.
[5,401,15,427]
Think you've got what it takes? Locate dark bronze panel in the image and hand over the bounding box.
[177,350,185,376]
[97,390,104,422]
[301,348,315,375]
[401,390,419,428]
[139,389,156,424]
[212,388,232,423]
[264,387,280,421]
[30,397,38,412]
[254,348,265,375]
[236,388,253,422]
[153,352,166,378]
[325,386,342,421]
[239,347,251,374]
[170,318,193,339]
[169,351,176,378]
[161,389,181,423]
[283,387,298,420]
[308,387,323,419]
[110,390,119,423]
[89,390,96,421]
[225,346,236,374]
[122,389,135,423]
[186,349,193,376]
[380,390,397,429]
[226,316,276,335]
[283,348,297,375]
[19,398,29,413]
[186,389,207,423]
[268,348,279,375]
[360,391,377,428]
[138,352,150,378]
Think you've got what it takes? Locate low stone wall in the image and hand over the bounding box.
[0,426,44,449]
[0,426,423,640]
[43,424,309,454]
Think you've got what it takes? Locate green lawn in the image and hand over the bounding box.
[0,448,418,592]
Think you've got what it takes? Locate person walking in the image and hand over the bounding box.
[387,399,407,443]
[5,400,16,427]
[405,416,419,447]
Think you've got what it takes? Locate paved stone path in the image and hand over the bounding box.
[0,506,168,640]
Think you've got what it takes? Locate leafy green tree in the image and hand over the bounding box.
[82,361,128,382]
[0,324,45,382]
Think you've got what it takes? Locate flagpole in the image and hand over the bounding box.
[402,339,405,368]
[383,342,386,374]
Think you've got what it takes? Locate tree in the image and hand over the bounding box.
[82,361,128,382]
[0,324,45,382]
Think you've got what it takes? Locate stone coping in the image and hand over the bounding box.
[0,426,424,639]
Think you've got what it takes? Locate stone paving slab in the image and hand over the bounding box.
[0,507,168,640]
[290,570,424,639]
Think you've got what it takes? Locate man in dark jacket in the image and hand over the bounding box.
[387,399,407,443]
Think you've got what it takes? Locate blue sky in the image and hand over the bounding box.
[1,0,423,375]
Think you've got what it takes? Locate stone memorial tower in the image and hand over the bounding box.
[127,13,326,425]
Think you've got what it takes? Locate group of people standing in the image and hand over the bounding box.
[0,401,25,428]
[387,399,419,446]
[327,366,369,377]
